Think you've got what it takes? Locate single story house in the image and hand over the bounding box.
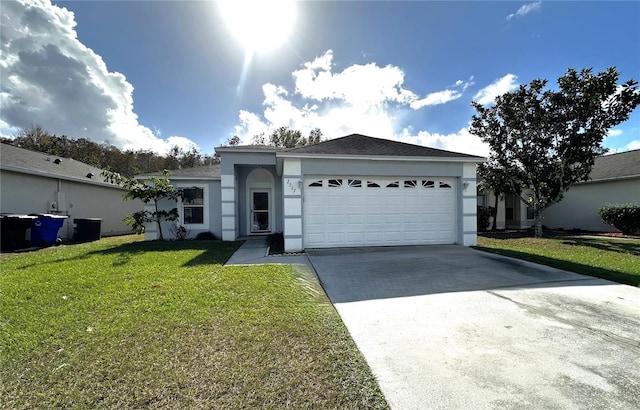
[143,134,484,252]
[0,143,142,240]
[479,149,640,232]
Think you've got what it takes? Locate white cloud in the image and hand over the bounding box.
[622,140,640,151]
[232,50,484,156]
[607,129,623,137]
[473,74,519,105]
[506,1,542,21]
[0,0,196,154]
[398,128,490,157]
[410,90,461,109]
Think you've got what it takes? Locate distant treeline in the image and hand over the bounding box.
[1,126,218,178]
[1,125,325,178]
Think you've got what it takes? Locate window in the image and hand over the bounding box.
[308,180,323,187]
[348,179,362,187]
[404,180,417,188]
[439,182,452,188]
[181,187,205,225]
[422,180,435,188]
[386,181,399,188]
[367,181,380,188]
[328,179,343,187]
[477,195,486,207]
[527,206,535,220]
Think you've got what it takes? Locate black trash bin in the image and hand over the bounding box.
[0,214,37,252]
[74,218,102,242]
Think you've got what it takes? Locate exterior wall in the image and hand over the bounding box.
[236,166,282,237]
[461,163,478,246]
[144,179,221,240]
[543,178,640,232]
[300,158,465,177]
[282,159,303,252]
[287,157,477,250]
[218,151,278,240]
[0,169,141,239]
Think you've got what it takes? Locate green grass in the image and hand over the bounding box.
[476,235,640,287]
[0,236,387,409]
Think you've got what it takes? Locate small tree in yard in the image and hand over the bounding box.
[102,169,179,240]
[470,67,640,237]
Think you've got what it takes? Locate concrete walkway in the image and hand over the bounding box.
[224,237,309,266]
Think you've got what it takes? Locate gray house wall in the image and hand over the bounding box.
[143,179,222,240]
[0,169,141,239]
[300,158,465,177]
[218,150,279,240]
[542,178,640,232]
[236,165,282,237]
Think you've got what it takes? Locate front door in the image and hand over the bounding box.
[250,189,270,233]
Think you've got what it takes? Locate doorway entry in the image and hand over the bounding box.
[250,189,271,233]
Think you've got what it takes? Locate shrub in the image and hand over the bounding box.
[266,232,284,254]
[477,205,495,231]
[599,204,640,235]
[195,231,218,240]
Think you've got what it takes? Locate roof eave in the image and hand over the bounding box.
[580,174,640,184]
[276,152,485,163]
[215,146,281,154]
[1,165,126,189]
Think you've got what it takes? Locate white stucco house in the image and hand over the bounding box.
[143,134,485,252]
[0,143,142,240]
[479,149,640,232]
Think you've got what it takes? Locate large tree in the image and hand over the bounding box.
[268,126,323,148]
[470,67,640,237]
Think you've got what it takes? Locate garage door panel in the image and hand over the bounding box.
[304,176,456,248]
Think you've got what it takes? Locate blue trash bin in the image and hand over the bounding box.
[30,214,69,247]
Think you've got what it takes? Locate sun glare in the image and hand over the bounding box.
[219,1,296,53]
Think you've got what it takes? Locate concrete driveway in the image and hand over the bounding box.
[307,245,640,409]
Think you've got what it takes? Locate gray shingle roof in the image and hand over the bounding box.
[282,134,484,158]
[587,149,640,182]
[0,143,113,186]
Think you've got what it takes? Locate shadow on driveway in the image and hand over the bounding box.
[307,245,613,304]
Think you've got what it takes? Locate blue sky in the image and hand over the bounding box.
[1,0,639,157]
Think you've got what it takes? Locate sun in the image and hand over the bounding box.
[219,1,296,54]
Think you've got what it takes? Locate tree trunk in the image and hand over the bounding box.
[155,200,164,240]
[534,209,543,237]
[492,194,499,231]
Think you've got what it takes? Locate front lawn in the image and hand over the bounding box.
[476,235,640,287]
[0,236,387,409]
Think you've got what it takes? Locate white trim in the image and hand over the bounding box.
[176,184,209,230]
[246,168,275,235]
[249,188,272,233]
[277,152,485,163]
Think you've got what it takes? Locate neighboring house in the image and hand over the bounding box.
[0,143,142,239]
[143,134,484,252]
[478,149,640,232]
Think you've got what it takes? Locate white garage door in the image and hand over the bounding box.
[303,176,456,248]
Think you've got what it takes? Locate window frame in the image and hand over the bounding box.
[177,184,208,229]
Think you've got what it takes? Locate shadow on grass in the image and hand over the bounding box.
[559,236,640,256]
[476,247,640,287]
[15,240,243,270]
